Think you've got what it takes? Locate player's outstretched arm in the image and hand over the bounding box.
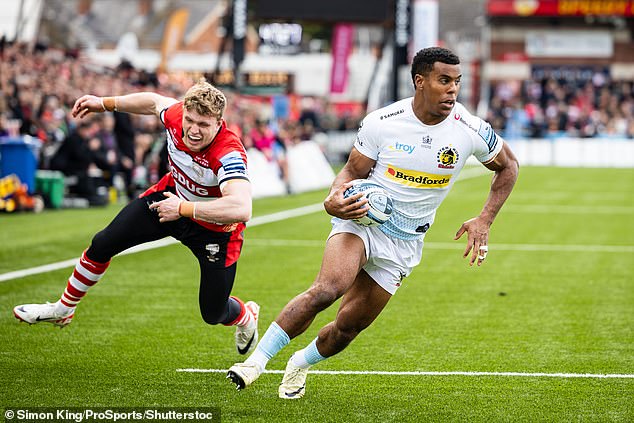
[324,147,375,220]
[72,92,178,119]
[455,141,519,266]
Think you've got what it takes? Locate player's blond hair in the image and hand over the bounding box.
[183,79,226,119]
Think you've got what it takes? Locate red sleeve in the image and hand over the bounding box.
[161,101,183,132]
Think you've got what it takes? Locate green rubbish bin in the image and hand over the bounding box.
[35,170,65,209]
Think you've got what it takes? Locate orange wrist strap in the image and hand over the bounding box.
[178,201,195,218]
[102,97,117,112]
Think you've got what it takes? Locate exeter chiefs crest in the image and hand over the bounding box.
[437,146,459,169]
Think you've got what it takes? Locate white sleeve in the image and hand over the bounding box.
[471,118,503,164]
[353,114,381,160]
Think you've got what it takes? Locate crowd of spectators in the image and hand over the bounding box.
[3,40,633,207]
[0,40,363,206]
[487,73,634,140]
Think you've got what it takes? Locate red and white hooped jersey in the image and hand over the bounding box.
[141,101,249,234]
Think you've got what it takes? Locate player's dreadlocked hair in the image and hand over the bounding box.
[183,78,226,119]
[410,47,460,83]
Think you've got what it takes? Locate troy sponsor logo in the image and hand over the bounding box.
[385,166,451,188]
[170,166,210,196]
[388,141,415,154]
[380,109,404,120]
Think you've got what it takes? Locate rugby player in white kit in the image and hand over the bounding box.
[227,47,519,399]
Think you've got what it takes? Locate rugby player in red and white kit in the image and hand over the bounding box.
[14,80,260,355]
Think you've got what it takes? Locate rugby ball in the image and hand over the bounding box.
[343,179,393,227]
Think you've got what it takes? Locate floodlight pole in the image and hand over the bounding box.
[232,0,247,91]
[15,0,25,42]
[392,0,410,102]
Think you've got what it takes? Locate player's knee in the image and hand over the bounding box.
[199,307,224,325]
[305,284,341,311]
[90,229,107,250]
[87,230,113,263]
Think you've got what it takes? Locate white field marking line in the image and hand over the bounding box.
[177,368,634,379]
[245,238,634,253]
[0,170,490,283]
[513,191,629,201]
[505,204,634,214]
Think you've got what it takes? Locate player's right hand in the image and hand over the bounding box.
[71,95,104,119]
[324,181,368,220]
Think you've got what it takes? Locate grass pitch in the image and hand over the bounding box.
[1,166,632,422]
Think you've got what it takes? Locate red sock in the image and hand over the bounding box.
[59,250,110,309]
[224,296,253,327]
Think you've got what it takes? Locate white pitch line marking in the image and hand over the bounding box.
[177,368,634,379]
[505,204,634,214]
[245,239,634,253]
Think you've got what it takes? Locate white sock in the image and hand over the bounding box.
[290,337,326,369]
[290,352,311,369]
[244,349,267,372]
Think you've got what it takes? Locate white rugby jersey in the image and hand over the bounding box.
[355,98,503,240]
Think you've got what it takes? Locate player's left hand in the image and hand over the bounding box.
[71,95,105,119]
[148,192,182,223]
[454,216,490,267]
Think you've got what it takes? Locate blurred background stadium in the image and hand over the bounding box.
[0,1,632,421]
[1,0,633,209]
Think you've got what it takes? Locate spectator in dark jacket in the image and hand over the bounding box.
[51,118,112,205]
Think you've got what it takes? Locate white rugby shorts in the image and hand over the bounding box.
[328,218,424,295]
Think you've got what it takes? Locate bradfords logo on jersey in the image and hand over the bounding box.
[437,146,459,169]
[385,166,451,188]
